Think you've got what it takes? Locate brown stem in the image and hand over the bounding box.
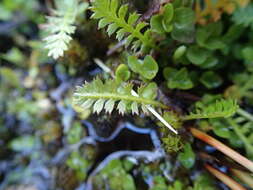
[190,128,253,173]
[205,164,247,190]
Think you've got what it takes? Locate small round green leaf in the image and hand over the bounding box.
[162,3,174,32]
[166,68,193,90]
[151,14,165,34]
[115,64,131,81]
[140,55,159,80]
[186,46,210,65]
[173,7,195,28]
[128,55,158,80]
[173,45,187,60]
[178,143,195,169]
[140,82,158,100]
[128,55,140,73]
[200,71,223,89]
[200,56,219,69]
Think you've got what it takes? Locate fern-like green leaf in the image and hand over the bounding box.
[232,4,253,27]
[73,78,167,115]
[91,0,154,52]
[183,99,238,120]
[43,0,88,59]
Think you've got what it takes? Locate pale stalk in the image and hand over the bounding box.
[190,128,253,173]
[205,164,247,190]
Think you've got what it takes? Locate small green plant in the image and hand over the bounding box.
[43,0,88,59]
[232,4,253,27]
[184,99,238,120]
[73,78,166,115]
[91,0,155,52]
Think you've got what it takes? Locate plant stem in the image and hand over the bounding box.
[205,164,247,190]
[190,128,253,173]
[231,168,253,189]
[237,108,253,122]
[74,92,168,109]
[226,118,253,157]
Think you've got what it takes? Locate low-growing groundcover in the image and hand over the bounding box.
[0,0,253,189]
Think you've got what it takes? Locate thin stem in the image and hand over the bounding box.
[231,168,253,189]
[226,118,253,157]
[74,92,168,109]
[205,164,247,190]
[237,108,253,122]
[190,128,253,173]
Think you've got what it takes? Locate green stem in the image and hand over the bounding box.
[239,77,253,97]
[237,108,253,122]
[75,92,168,109]
[226,118,253,157]
[182,113,225,120]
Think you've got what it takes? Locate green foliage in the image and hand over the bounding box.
[159,111,183,152]
[178,143,195,169]
[93,159,136,190]
[91,0,154,52]
[163,67,193,90]
[190,174,217,190]
[168,180,183,190]
[115,64,131,82]
[227,110,253,159]
[150,3,195,43]
[227,72,253,99]
[44,0,88,59]
[171,7,195,43]
[205,108,253,159]
[0,0,41,20]
[128,55,158,80]
[0,48,25,65]
[0,67,20,87]
[200,71,223,89]
[150,175,168,190]
[9,135,38,152]
[151,3,174,33]
[232,4,253,28]
[173,45,187,61]
[186,46,211,66]
[184,99,238,120]
[67,122,83,144]
[66,151,90,180]
[151,14,165,34]
[196,22,226,50]
[73,78,167,115]
[162,134,183,152]
[4,0,253,189]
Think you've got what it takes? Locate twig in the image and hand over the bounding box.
[205,164,247,190]
[237,108,253,122]
[106,40,126,56]
[190,128,253,173]
[231,168,253,189]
